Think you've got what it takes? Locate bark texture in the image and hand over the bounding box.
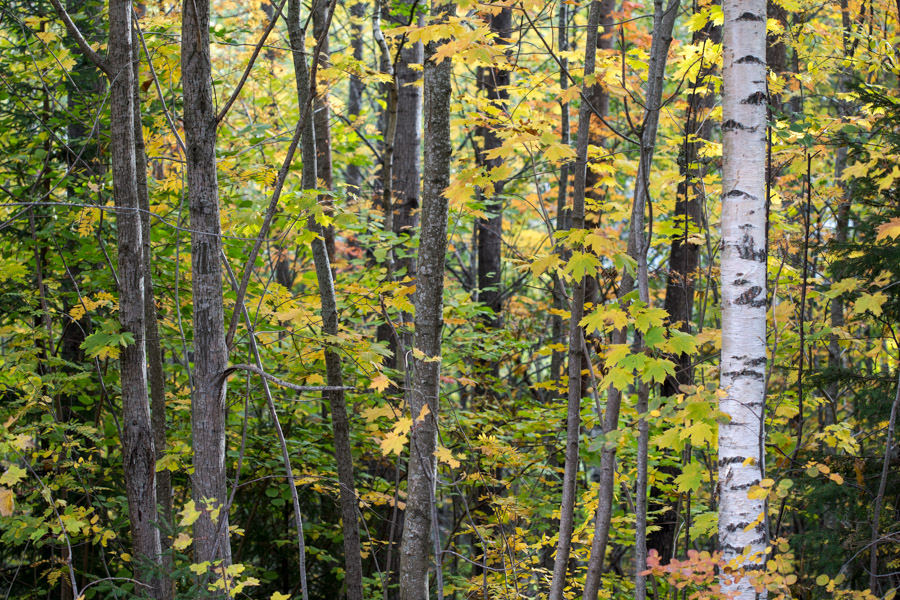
[287,2,364,598]
[547,4,603,599]
[719,1,768,597]
[475,6,511,328]
[108,1,165,597]
[182,0,233,579]
[397,1,454,596]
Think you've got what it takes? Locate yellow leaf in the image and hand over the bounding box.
[120,553,132,562]
[380,430,408,456]
[876,217,900,241]
[415,404,431,422]
[173,533,192,550]
[0,487,14,516]
[305,374,325,385]
[434,446,460,469]
[35,31,57,43]
[369,374,394,392]
[271,593,291,600]
[179,500,202,527]
[853,291,886,317]
[362,405,396,422]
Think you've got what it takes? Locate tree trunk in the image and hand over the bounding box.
[649,7,720,564]
[109,1,166,597]
[312,0,336,261]
[132,19,174,591]
[345,0,366,197]
[719,2,768,598]
[397,1,454,596]
[287,2,364,598]
[547,3,604,599]
[475,7,512,329]
[582,2,680,597]
[182,0,233,582]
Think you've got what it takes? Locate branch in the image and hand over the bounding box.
[216,0,289,124]
[47,0,110,76]
[223,364,353,393]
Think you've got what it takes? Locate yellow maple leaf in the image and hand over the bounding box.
[362,405,396,422]
[434,446,460,469]
[876,217,900,241]
[271,593,291,600]
[0,487,14,517]
[369,374,394,392]
[380,430,408,456]
[415,404,431,422]
[178,500,201,527]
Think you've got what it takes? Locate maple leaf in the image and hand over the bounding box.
[603,344,632,369]
[564,251,601,281]
[876,217,900,241]
[271,593,291,600]
[434,446,461,469]
[673,462,704,494]
[415,404,431,422]
[680,421,715,446]
[642,358,676,384]
[544,143,576,163]
[362,405,396,422]
[852,291,886,316]
[530,253,561,278]
[599,366,633,392]
[0,487,13,517]
[0,465,25,486]
[662,329,699,356]
[178,501,202,527]
[369,374,395,392]
[380,431,408,456]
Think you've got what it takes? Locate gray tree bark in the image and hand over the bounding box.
[397,1,454,597]
[182,0,233,582]
[132,20,174,592]
[109,1,166,597]
[547,3,604,599]
[719,1,768,598]
[287,2,364,598]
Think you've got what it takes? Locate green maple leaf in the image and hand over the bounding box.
[565,251,601,281]
[643,326,666,348]
[642,357,675,384]
[599,366,633,392]
[680,421,715,446]
[674,462,705,494]
[663,329,698,355]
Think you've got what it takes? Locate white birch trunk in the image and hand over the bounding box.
[719,1,768,598]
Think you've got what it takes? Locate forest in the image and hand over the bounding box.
[0,0,899,598]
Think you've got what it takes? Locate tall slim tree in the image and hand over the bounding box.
[397,0,454,597]
[718,1,768,598]
[287,1,365,598]
[547,4,603,599]
[475,6,511,329]
[182,0,233,582]
[48,1,168,597]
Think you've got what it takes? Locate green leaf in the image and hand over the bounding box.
[643,326,666,348]
[674,462,705,493]
[599,367,633,392]
[642,357,675,384]
[680,421,715,446]
[663,329,699,355]
[565,251,601,281]
[0,464,26,486]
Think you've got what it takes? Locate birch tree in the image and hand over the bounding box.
[718,1,768,597]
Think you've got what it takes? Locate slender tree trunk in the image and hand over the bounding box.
[582,3,680,598]
[287,2,364,598]
[547,3,604,599]
[182,0,233,581]
[718,2,768,598]
[397,1,454,596]
[650,9,720,564]
[345,0,366,197]
[109,1,166,597]
[312,0,336,261]
[475,6,511,329]
[132,12,172,549]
